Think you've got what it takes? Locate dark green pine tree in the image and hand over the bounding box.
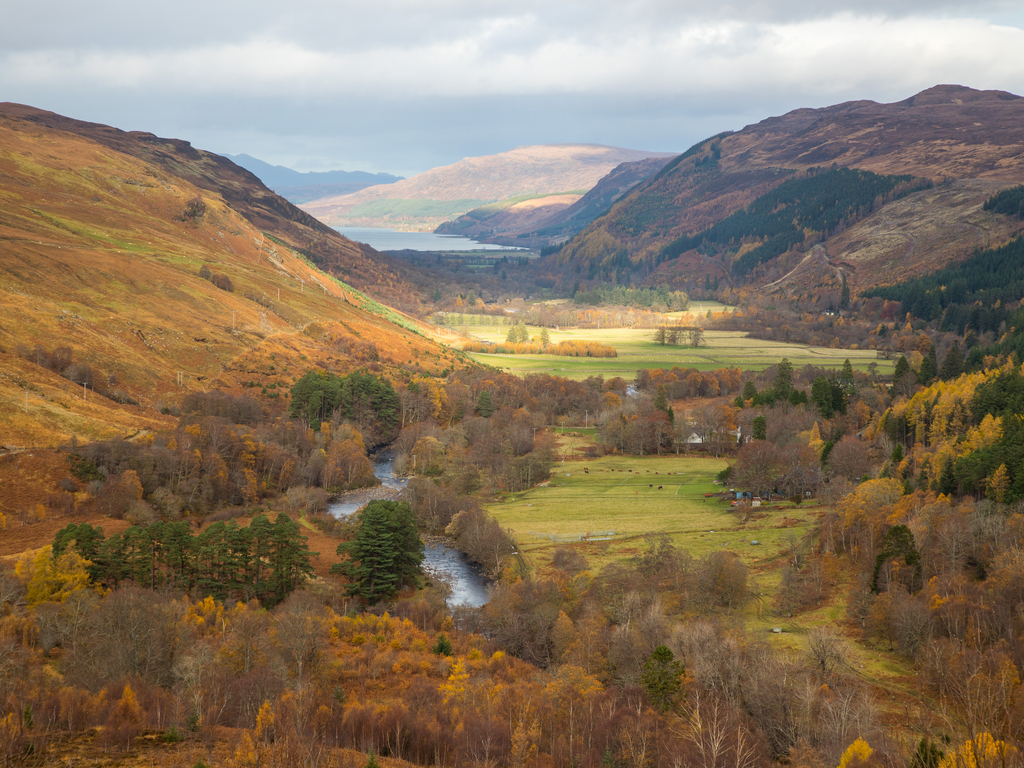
[892,355,914,389]
[335,502,398,602]
[773,358,793,400]
[839,274,850,310]
[476,390,495,417]
[938,340,964,381]
[97,532,128,589]
[161,521,195,591]
[640,645,685,713]
[266,513,315,606]
[811,375,835,418]
[871,524,923,594]
[248,513,275,600]
[752,415,767,441]
[840,359,855,391]
[334,500,423,604]
[918,344,939,385]
[653,386,669,414]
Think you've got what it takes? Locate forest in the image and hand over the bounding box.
[6,288,1024,767]
[657,168,932,276]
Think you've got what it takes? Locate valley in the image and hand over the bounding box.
[2,86,1024,768]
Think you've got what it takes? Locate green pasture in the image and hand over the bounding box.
[464,325,893,379]
[663,300,737,319]
[486,453,815,575]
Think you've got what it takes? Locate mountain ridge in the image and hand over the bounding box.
[540,85,1024,297]
[301,143,676,232]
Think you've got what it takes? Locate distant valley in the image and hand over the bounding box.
[300,143,676,232]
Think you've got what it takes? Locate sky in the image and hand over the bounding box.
[3,0,1024,178]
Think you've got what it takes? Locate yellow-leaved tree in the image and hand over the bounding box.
[836,737,873,768]
[938,733,1015,768]
[15,546,92,605]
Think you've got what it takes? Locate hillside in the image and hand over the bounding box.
[302,144,676,232]
[436,155,675,247]
[0,104,422,309]
[542,85,1024,295]
[0,105,466,450]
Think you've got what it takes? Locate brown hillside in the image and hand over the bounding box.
[0,107,466,449]
[303,144,675,230]
[0,103,421,309]
[548,85,1024,293]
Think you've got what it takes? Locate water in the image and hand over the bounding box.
[422,544,491,608]
[328,451,491,607]
[336,226,526,253]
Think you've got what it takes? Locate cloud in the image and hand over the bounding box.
[2,2,1022,174]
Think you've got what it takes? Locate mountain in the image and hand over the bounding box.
[301,144,676,232]
[541,85,1024,295]
[0,104,460,448]
[434,155,676,247]
[223,153,402,204]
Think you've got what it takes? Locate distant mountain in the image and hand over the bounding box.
[223,153,402,204]
[301,144,676,232]
[223,153,402,189]
[435,155,675,247]
[0,104,454,446]
[540,85,1024,296]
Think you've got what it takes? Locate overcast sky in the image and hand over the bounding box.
[4,1,1024,177]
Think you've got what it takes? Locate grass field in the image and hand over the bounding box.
[464,325,893,379]
[486,453,816,577]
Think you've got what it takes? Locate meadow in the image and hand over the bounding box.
[463,324,893,379]
[485,451,815,579]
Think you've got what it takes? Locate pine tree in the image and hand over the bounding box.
[334,501,423,603]
[267,513,315,605]
[919,344,938,384]
[773,358,793,399]
[653,386,669,414]
[476,390,495,417]
[752,415,767,441]
[640,645,684,713]
[939,340,964,381]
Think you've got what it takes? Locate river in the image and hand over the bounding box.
[327,452,491,608]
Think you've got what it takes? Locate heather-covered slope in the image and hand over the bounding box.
[542,85,1024,294]
[0,106,462,448]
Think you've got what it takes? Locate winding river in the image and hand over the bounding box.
[328,452,491,608]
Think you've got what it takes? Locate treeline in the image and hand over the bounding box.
[49,514,314,606]
[289,369,399,444]
[573,284,689,310]
[462,340,617,357]
[881,362,1024,502]
[62,391,376,519]
[982,183,1024,219]
[864,236,1024,330]
[659,167,931,276]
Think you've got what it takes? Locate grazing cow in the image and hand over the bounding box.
[649,484,653,487]
[658,486,663,489]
